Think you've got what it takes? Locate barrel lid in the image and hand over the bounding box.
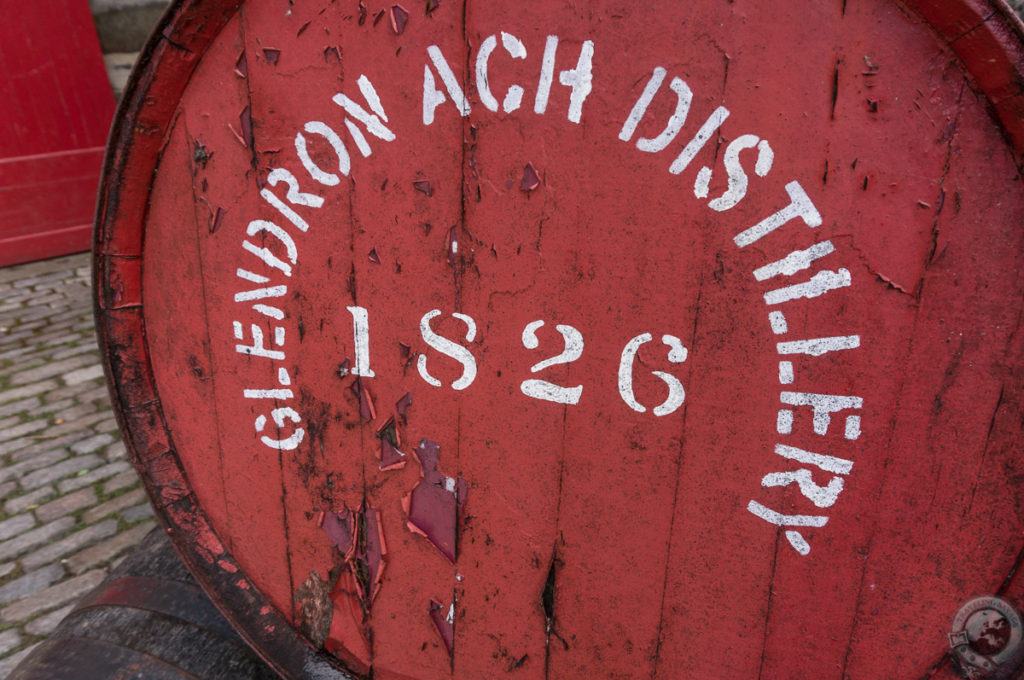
[96,1,1024,678]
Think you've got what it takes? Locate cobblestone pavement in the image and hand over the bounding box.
[0,252,153,676]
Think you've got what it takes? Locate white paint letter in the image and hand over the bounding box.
[753,241,835,282]
[780,391,863,439]
[764,269,852,306]
[346,306,375,377]
[423,45,470,125]
[617,333,687,416]
[256,407,305,451]
[669,106,730,175]
[332,75,396,158]
[533,36,594,123]
[705,135,774,211]
[761,469,844,508]
[295,121,349,185]
[476,32,527,113]
[418,310,478,390]
[520,320,584,405]
[733,181,822,247]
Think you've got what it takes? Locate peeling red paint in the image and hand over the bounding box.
[403,439,464,563]
[521,163,540,191]
[429,598,454,655]
[262,48,280,65]
[413,179,432,196]
[389,5,409,34]
[233,51,247,78]
[395,391,412,424]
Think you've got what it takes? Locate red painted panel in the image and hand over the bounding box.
[96,1,1024,679]
[0,0,115,265]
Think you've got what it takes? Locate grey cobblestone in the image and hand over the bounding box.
[63,364,105,386]
[0,398,41,419]
[4,487,55,516]
[24,603,74,637]
[34,488,98,523]
[0,565,64,605]
[0,569,106,623]
[103,469,141,495]
[70,433,114,455]
[19,454,103,490]
[0,516,36,543]
[0,450,68,485]
[57,461,131,494]
[121,503,155,524]
[0,517,76,562]
[67,521,155,575]
[0,629,21,657]
[21,520,118,571]
[0,253,148,665]
[82,488,146,524]
[7,354,96,386]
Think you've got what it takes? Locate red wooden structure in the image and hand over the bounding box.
[96,1,1024,678]
[0,0,115,267]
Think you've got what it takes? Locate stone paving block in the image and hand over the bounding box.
[0,629,21,657]
[0,569,106,623]
[91,417,120,434]
[57,461,131,494]
[21,520,119,571]
[7,354,98,386]
[0,419,49,445]
[0,450,68,485]
[25,398,73,418]
[0,515,35,542]
[0,397,40,418]
[34,488,98,524]
[70,433,115,455]
[8,432,90,462]
[42,380,99,404]
[0,564,64,606]
[39,412,115,438]
[24,603,75,637]
[13,271,70,290]
[49,344,98,362]
[0,562,16,580]
[0,416,18,431]
[82,488,146,524]
[80,385,114,404]
[121,503,155,524]
[4,487,55,516]
[0,482,16,501]
[19,454,103,490]
[103,469,141,496]
[63,364,104,386]
[48,403,99,426]
[105,440,127,462]
[66,521,156,575]
[0,517,75,562]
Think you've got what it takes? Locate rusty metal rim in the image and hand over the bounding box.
[91,1,1024,679]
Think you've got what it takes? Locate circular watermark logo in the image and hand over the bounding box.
[949,596,1024,679]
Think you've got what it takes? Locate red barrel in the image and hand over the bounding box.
[95,1,1024,678]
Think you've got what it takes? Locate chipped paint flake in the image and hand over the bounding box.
[403,438,465,563]
[521,163,540,191]
[389,5,409,34]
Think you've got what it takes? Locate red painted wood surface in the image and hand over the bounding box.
[96,1,1024,678]
[0,0,115,267]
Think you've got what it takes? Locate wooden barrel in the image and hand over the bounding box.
[94,1,1024,678]
[7,529,279,680]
